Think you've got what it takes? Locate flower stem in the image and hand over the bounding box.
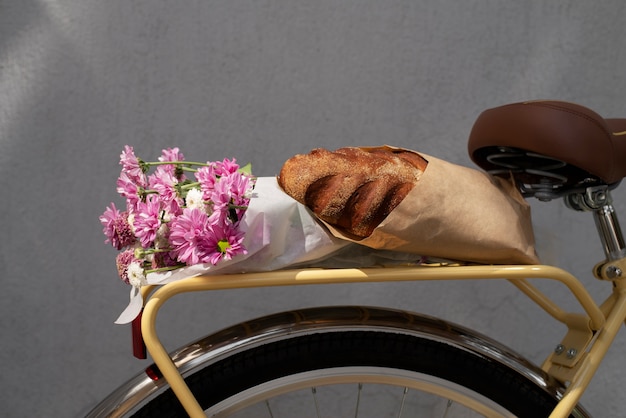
[179,181,202,190]
[145,265,185,274]
[229,204,249,210]
[144,161,211,168]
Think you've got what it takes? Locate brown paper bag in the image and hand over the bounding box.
[322,147,539,265]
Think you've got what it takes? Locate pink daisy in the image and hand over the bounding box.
[195,165,218,200]
[226,171,253,216]
[133,195,162,248]
[209,172,254,223]
[149,166,183,215]
[159,147,185,163]
[168,207,211,265]
[213,158,240,176]
[115,248,137,284]
[158,147,186,180]
[209,175,233,212]
[116,171,142,212]
[199,220,247,265]
[100,202,136,250]
[119,145,146,186]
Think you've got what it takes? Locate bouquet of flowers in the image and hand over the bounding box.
[99,146,256,289]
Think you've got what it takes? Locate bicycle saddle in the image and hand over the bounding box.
[468,100,626,198]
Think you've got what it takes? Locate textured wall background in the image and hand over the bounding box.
[2,1,626,416]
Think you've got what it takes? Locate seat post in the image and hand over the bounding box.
[593,203,626,261]
[565,185,626,263]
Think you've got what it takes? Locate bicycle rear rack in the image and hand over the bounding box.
[137,262,626,418]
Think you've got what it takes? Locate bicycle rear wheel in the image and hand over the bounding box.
[91,306,588,417]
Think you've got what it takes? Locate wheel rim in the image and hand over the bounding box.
[206,366,515,417]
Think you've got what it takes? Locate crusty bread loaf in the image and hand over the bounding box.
[278,146,428,238]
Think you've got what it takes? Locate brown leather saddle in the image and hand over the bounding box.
[468,100,626,199]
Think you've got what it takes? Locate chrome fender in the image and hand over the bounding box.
[85,306,589,417]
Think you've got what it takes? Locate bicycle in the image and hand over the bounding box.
[87,100,626,418]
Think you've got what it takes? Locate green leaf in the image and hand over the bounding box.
[238,163,253,176]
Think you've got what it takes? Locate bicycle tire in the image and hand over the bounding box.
[124,307,585,418]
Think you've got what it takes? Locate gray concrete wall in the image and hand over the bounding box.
[2,1,626,416]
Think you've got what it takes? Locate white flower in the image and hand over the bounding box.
[127,262,147,288]
[127,213,136,233]
[243,184,254,199]
[185,188,205,211]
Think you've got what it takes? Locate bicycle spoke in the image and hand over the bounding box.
[441,399,453,418]
[311,387,321,418]
[264,399,275,418]
[354,383,363,418]
[396,387,409,418]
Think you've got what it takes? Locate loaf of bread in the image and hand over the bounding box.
[278,146,428,238]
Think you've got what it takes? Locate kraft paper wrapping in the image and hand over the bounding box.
[321,148,539,265]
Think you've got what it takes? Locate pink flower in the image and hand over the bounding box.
[227,171,253,212]
[213,158,240,176]
[209,172,254,223]
[100,203,136,250]
[199,220,247,265]
[205,203,229,229]
[149,166,183,215]
[100,202,121,246]
[119,145,147,187]
[168,207,247,266]
[195,165,218,200]
[159,147,185,163]
[209,175,233,212]
[117,171,142,212]
[168,207,211,265]
[115,248,137,284]
[158,147,186,180]
[133,195,162,248]
[102,147,254,274]
[152,251,179,269]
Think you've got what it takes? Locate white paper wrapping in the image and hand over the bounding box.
[115,176,351,324]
